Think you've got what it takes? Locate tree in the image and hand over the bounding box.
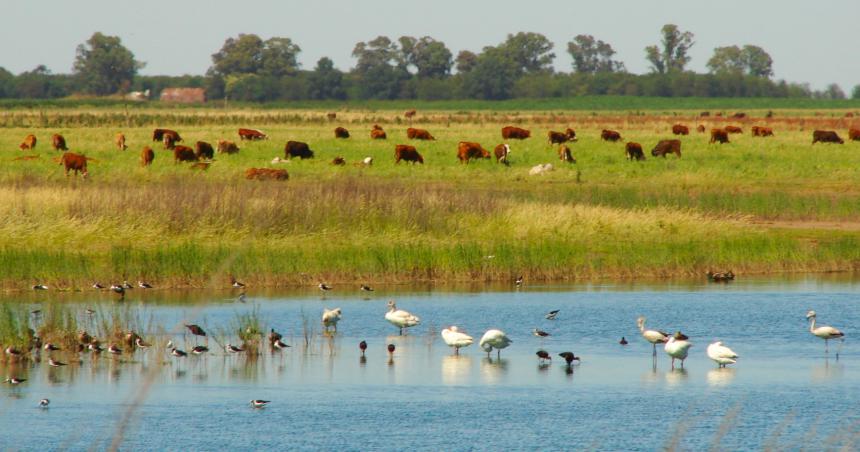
[455,51,478,74]
[351,36,410,99]
[398,36,453,78]
[707,45,773,77]
[852,84,860,100]
[210,34,301,77]
[462,47,519,100]
[567,34,625,73]
[824,83,846,100]
[352,36,400,74]
[742,45,773,78]
[73,32,143,95]
[644,24,694,74]
[308,57,345,100]
[497,32,555,75]
[260,37,302,77]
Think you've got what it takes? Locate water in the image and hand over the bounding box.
[1,277,859,451]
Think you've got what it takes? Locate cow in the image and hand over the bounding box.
[140,146,155,166]
[217,140,240,154]
[163,134,179,150]
[700,112,710,117]
[457,142,491,163]
[404,110,416,119]
[501,126,531,140]
[724,125,743,134]
[558,145,576,163]
[327,112,337,120]
[245,168,289,181]
[115,132,128,151]
[696,125,706,133]
[332,156,346,165]
[601,129,622,142]
[406,128,435,140]
[848,128,860,141]
[731,112,747,119]
[494,144,511,165]
[548,128,576,144]
[371,125,387,140]
[625,142,645,161]
[238,128,268,140]
[285,141,315,159]
[51,134,68,151]
[395,144,423,164]
[651,139,682,158]
[152,128,181,143]
[812,130,844,144]
[751,126,774,137]
[672,124,689,135]
[334,127,350,139]
[709,128,730,144]
[173,145,198,163]
[59,152,88,178]
[195,141,214,160]
[19,134,37,151]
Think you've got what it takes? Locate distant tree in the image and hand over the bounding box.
[497,32,555,75]
[260,37,302,77]
[644,24,694,74]
[73,32,143,95]
[824,83,846,99]
[462,47,519,99]
[308,57,345,99]
[398,36,453,78]
[0,67,14,98]
[567,34,625,73]
[852,84,860,99]
[352,36,400,74]
[707,45,773,77]
[742,45,774,78]
[455,51,479,74]
[351,36,410,99]
[211,34,301,77]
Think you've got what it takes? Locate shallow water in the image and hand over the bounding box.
[1,277,859,451]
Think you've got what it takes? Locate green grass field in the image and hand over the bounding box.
[1,106,860,290]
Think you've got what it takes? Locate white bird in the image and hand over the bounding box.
[637,316,670,357]
[385,300,420,335]
[250,399,270,408]
[479,329,512,359]
[138,281,153,289]
[225,344,244,353]
[806,310,845,357]
[664,332,693,369]
[362,156,373,166]
[48,358,67,367]
[273,339,290,350]
[441,326,474,355]
[32,284,48,291]
[706,341,739,368]
[39,398,50,408]
[322,308,342,332]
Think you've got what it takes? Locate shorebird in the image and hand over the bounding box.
[619,337,629,345]
[637,316,670,357]
[138,281,153,289]
[88,343,104,353]
[268,328,282,345]
[322,308,342,333]
[250,399,270,408]
[545,310,559,320]
[225,344,244,353]
[479,329,512,359]
[108,344,123,355]
[360,285,374,292]
[43,343,60,351]
[806,310,845,357]
[122,281,134,289]
[359,340,368,357]
[92,282,105,290]
[387,344,396,357]
[78,331,92,345]
[171,348,188,357]
[533,328,550,338]
[191,345,209,355]
[135,338,151,349]
[665,332,693,369]
[31,309,42,317]
[39,399,50,408]
[231,276,245,289]
[385,300,421,335]
[706,271,735,282]
[706,341,739,368]
[536,350,552,363]
[318,282,332,292]
[110,285,125,300]
[5,346,22,357]
[4,377,26,385]
[273,339,290,350]
[48,358,67,367]
[85,308,96,316]
[185,324,207,338]
[515,275,524,287]
[32,284,48,291]
[441,326,474,355]
[558,351,581,366]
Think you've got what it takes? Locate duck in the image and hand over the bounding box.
[441,326,474,355]
[385,300,420,335]
[664,332,693,369]
[479,329,512,359]
[706,341,738,368]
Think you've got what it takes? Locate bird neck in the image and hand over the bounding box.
[638,322,645,334]
[809,317,816,332]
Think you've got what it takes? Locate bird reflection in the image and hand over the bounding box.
[480,357,508,384]
[706,367,736,387]
[812,357,844,381]
[441,355,472,385]
[665,368,689,386]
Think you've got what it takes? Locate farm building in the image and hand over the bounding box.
[159,88,206,103]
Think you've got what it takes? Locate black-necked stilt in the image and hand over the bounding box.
[33,284,48,291]
[171,348,188,357]
[122,281,134,289]
[360,285,374,292]
[92,282,105,290]
[250,399,269,408]
[110,285,125,300]
[39,398,50,408]
[515,275,524,287]
[89,343,104,353]
[268,328,282,345]
[359,340,367,357]
[184,324,206,337]
[273,339,290,350]
[231,276,245,289]
[558,351,580,366]
[108,344,123,355]
[545,310,559,320]
[533,328,550,338]
[191,345,209,355]
[619,336,629,345]
[318,282,332,292]
[135,338,151,349]
[4,377,26,385]
[5,346,22,357]
[43,343,60,351]
[85,308,96,316]
[138,281,153,289]
[48,358,67,367]
[225,344,244,353]
[536,350,552,363]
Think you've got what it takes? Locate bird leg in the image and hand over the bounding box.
[671,357,675,369]
[652,344,657,357]
[399,328,403,336]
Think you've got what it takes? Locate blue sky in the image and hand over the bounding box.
[2,0,857,91]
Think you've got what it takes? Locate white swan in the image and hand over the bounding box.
[637,316,670,356]
[706,341,738,368]
[479,329,512,358]
[664,332,693,369]
[441,326,474,355]
[385,300,420,335]
[806,310,845,356]
[322,308,342,332]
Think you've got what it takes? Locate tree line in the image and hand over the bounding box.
[0,26,856,102]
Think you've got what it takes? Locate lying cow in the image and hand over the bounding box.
[558,145,575,163]
[334,127,350,139]
[625,142,645,161]
[672,124,689,135]
[651,139,682,158]
[457,142,490,163]
[407,128,435,140]
[710,128,730,144]
[395,144,423,164]
[195,141,214,160]
[501,126,531,140]
[812,130,844,144]
[245,168,289,181]
[285,141,315,159]
[52,134,68,151]
[548,128,576,144]
[19,134,37,151]
[238,128,268,140]
[217,140,240,154]
[724,125,743,134]
[371,125,387,140]
[494,144,511,165]
[601,129,622,142]
[140,146,155,166]
[59,152,88,178]
[173,145,197,163]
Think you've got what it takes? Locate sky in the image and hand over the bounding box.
[2,0,857,91]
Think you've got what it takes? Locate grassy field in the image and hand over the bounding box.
[1,106,860,290]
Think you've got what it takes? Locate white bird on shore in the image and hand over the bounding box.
[706,341,739,368]
[441,326,474,355]
[806,310,845,357]
[637,316,670,357]
[664,332,693,369]
[322,308,342,332]
[479,329,512,359]
[385,300,420,335]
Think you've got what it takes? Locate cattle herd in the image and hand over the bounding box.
[11,113,860,180]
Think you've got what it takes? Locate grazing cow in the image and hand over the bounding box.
[625,142,645,161]
[601,129,622,142]
[651,139,682,158]
[284,141,315,159]
[152,128,181,143]
[59,152,88,178]
[195,141,214,160]
[371,125,387,140]
[846,112,855,118]
[238,128,268,140]
[140,146,154,166]
[848,128,860,141]
[245,168,289,181]
[115,132,128,150]
[724,125,743,134]
[394,144,423,164]
[731,112,747,119]
[327,112,337,120]
[51,134,68,151]
[548,128,576,144]
[19,134,37,151]
[334,127,350,139]
[710,128,730,144]
[812,130,844,144]
[457,142,491,163]
[406,128,435,140]
[332,156,346,165]
[696,125,706,133]
[501,126,531,140]
[557,145,575,163]
[173,145,198,163]
[404,110,416,119]
[672,124,689,135]
[217,140,240,154]
[700,112,710,117]
[494,144,511,165]
[751,126,774,137]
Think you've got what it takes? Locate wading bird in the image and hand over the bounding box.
[545,310,559,320]
[665,332,693,369]
[536,350,552,363]
[191,345,209,355]
[637,316,670,357]
[515,275,523,287]
[558,351,580,366]
[479,329,512,359]
[185,324,206,343]
[39,399,50,408]
[92,282,105,290]
[110,285,125,300]
[135,338,151,349]
[322,308,342,333]
[318,282,332,292]
[387,344,395,358]
[385,300,420,335]
[138,281,153,289]
[122,281,134,289]
[359,340,367,357]
[108,344,122,355]
[533,328,550,338]
[171,348,188,358]
[273,339,290,350]
[4,377,26,385]
[43,343,60,351]
[48,358,67,367]
[231,277,245,289]
[226,344,244,353]
[250,400,270,408]
[32,284,48,291]
[806,310,845,357]
[706,341,738,368]
[441,326,474,355]
[360,285,374,292]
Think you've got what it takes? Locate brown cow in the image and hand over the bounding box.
[848,128,860,141]
[173,146,197,163]
[404,110,416,119]
[724,125,743,134]
[334,127,350,139]
[51,134,68,151]
[494,144,511,165]
[731,112,747,119]
[195,141,214,160]
[457,142,491,163]
[152,129,181,143]
[558,145,576,163]
[672,124,689,135]
[407,128,435,140]
[371,125,387,140]
[19,134,37,151]
[140,146,155,166]
[115,132,128,150]
[395,145,423,164]
[245,168,289,181]
[548,128,576,144]
[332,156,346,165]
[238,128,268,140]
[696,125,706,133]
[812,130,844,144]
[625,142,645,161]
[217,140,240,154]
[601,129,622,142]
[163,134,178,150]
[327,112,337,120]
[700,112,710,117]
[501,126,531,140]
[284,141,314,159]
[59,152,88,178]
[710,128,730,144]
[651,140,682,158]
[751,126,774,137]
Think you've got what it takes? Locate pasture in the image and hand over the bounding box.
[2,106,860,289]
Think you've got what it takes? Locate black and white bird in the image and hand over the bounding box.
[92,282,105,290]
[558,351,581,366]
[545,310,559,320]
[533,328,550,338]
[135,338,151,349]
[138,281,153,289]
[225,344,244,353]
[360,285,374,292]
[171,348,188,357]
[88,343,104,353]
[273,339,290,350]
[39,399,50,408]
[619,337,629,345]
[122,281,134,289]
[250,399,270,408]
[318,282,333,292]
[515,275,524,287]
[110,285,125,300]
[43,343,60,351]
[184,324,207,338]
[32,284,48,291]
[191,345,209,355]
[268,328,282,344]
[5,346,22,357]
[231,277,245,289]
[4,377,26,385]
[48,358,67,367]
[108,344,123,355]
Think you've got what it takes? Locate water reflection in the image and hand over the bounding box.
[480,357,508,385]
[706,368,736,387]
[665,368,689,387]
[441,355,472,385]
[812,358,844,382]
